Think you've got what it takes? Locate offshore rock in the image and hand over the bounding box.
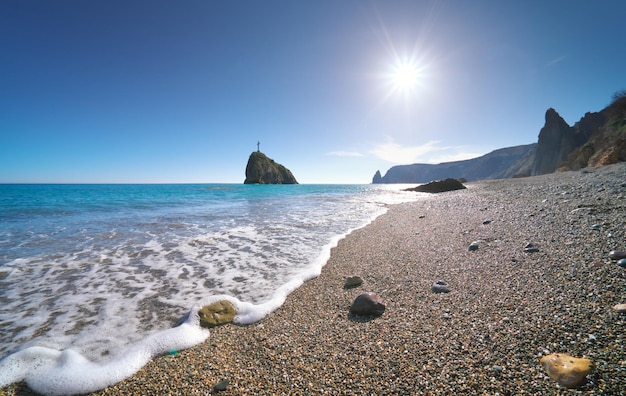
[350,292,385,316]
[198,300,236,328]
[404,178,467,194]
[372,170,383,184]
[540,353,592,388]
[244,151,298,184]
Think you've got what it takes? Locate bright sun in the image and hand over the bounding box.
[392,62,421,90]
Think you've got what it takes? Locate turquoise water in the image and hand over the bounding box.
[0,183,420,364]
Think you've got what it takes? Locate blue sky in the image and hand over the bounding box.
[2,0,625,183]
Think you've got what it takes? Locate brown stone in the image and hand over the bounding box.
[349,292,385,316]
[613,303,626,313]
[198,300,236,328]
[540,353,592,388]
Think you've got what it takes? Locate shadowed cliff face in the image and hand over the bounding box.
[244,152,298,184]
[532,108,577,175]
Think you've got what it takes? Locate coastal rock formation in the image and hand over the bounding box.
[349,292,385,316]
[244,151,298,184]
[404,178,466,193]
[372,170,383,184]
[532,109,591,175]
[372,91,625,183]
[540,353,592,388]
[373,144,536,183]
[198,300,236,328]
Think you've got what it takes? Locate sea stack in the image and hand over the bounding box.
[244,151,298,184]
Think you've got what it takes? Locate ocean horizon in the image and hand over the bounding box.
[0,182,423,393]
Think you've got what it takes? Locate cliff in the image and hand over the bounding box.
[532,108,601,175]
[557,92,626,171]
[373,91,626,183]
[244,151,298,184]
[372,144,536,183]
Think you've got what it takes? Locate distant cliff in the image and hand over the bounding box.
[372,144,536,183]
[244,151,298,184]
[373,91,626,183]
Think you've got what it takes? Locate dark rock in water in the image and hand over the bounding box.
[404,178,467,194]
[344,276,363,289]
[609,250,626,260]
[468,241,480,251]
[213,379,229,392]
[372,170,383,184]
[244,151,298,184]
[431,280,451,293]
[617,258,626,268]
[350,292,385,316]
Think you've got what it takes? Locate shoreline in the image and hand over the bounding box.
[5,164,626,395]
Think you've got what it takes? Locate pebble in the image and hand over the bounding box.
[349,292,386,316]
[524,243,540,253]
[613,304,626,313]
[213,378,229,392]
[617,258,626,268]
[609,250,626,260]
[344,276,363,289]
[540,353,592,389]
[468,241,479,251]
[431,280,451,293]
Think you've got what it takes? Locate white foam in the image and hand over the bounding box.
[0,315,209,396]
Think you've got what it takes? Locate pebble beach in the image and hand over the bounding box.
[4,163,626,395]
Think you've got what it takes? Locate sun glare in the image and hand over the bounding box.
[392,62,421,90]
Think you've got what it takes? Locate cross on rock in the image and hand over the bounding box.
[257,141,260,152]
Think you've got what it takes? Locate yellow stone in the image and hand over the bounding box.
[613,303,626,313]
[540,353,592,388]
[198,300,236,328]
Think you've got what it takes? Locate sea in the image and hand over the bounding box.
[0,183,422,394]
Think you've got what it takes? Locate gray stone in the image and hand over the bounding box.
[213,379,229,392]
[609,250,626,260]
[344,276,363,289]
[431,280,451,293]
